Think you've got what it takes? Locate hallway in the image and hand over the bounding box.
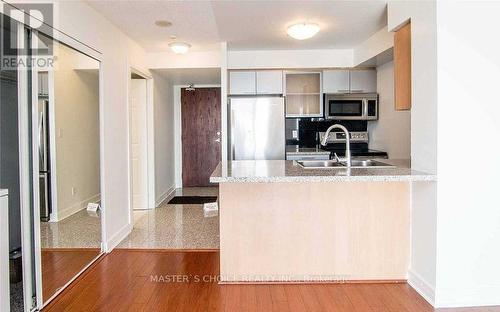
[118,187,219,249]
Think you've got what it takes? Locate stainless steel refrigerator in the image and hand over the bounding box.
[228,96,285,160]
[38,99,51,221]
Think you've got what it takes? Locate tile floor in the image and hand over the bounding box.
[40,210,102,248]
[117,187,220,249]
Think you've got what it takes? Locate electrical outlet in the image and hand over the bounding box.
[58,128,63,138]
[292,130,298,139]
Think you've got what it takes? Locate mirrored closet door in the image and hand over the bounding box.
[32,33,103,306]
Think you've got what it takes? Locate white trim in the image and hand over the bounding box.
[220,42,228,162]
[29,28,45,310]
[434,286,500,308]
[146,76,156,209]
[408,269,436,306]
[15,23,37,312]
[126,66,156,234]
[104,223,132,252]
[174,84,222,188]
[155,186,175,207]
[47,69,58,223]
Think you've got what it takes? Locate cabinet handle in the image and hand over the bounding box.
[337,89,349,93]
[351,90,364,93]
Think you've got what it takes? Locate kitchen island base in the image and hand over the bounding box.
[218,181,410,283]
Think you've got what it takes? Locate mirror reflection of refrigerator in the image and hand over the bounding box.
[38,99,51,221]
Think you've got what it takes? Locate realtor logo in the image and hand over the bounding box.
[1,3,54,70]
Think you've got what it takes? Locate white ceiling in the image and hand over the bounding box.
[87,0,387,52]
[154,68,221,85]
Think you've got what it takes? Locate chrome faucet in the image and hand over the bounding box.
[320,124,351,167]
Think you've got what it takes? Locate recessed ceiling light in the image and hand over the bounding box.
[169,42,191,54]
[155,20,172,27]
[287,23,320,40]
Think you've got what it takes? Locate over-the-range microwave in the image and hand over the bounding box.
[324,93,378,120]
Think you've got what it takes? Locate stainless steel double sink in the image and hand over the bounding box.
[297,159,395,169]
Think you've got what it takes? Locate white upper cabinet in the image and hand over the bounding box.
[322,70,350,94]
[229,71,256,95]
[349,69,377,93]
[256,70,283,94]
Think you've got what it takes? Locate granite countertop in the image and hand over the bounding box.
[285,145,331,155]
[210,160,436,183]
[0,189,8,197]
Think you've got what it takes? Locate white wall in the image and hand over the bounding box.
[353,26,394,66]
[368,61,411,159]
[434,1,500,308]
[148,50,221,69]
[52,43,100,221]
[152,71,175,205]
[227,49,353,69]
[388,0,438,306]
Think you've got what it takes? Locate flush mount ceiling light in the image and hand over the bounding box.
[169,42,191,54]
[287,23,320,40]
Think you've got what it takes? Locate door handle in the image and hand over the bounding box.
[215,138,221,143]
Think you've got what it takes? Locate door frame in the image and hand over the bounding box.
[174,84,221,188]
[126,67,155,227]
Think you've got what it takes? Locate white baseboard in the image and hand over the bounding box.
[434,285,500,308]
[408,269,436,306]
[155,186,175,207]
[54,193,101,221]
[104,223,132,252]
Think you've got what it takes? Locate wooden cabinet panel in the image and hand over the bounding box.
[394,22,412,110]
[323,70,350,93]
[256,70,282,94]
[350,69,377,93]
[229,71,256,95]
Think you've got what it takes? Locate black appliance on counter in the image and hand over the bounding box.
[285,119,388,159]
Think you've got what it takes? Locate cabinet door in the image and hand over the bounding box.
[256,70,283,94]
[394,22,411,110]
[285,72,322,117]
[350,69,376,93]
[229,71,256,95]
[322,70,349,93]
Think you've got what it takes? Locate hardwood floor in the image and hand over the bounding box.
[43,250,500,312]
[42,248,101,302]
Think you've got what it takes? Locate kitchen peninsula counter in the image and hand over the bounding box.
[211,160,435,283]
[210,159,435,184]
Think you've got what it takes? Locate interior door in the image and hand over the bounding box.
[130,79,148,209]
[181,88,221,187]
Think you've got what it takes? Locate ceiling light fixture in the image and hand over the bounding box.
[169,42,191,54]
[287,23,320,40]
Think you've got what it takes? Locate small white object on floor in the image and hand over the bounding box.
[87,202,100,212]
[203,201,218,218]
